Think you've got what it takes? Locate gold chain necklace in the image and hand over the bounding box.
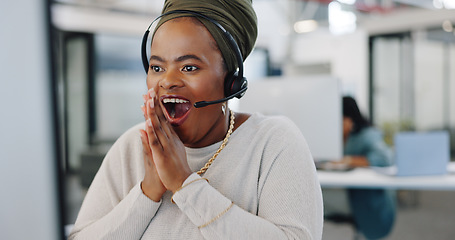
[197,109,235,175]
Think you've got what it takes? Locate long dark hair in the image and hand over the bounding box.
[343,96,370,134]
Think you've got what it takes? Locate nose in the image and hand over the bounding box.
[160,70,184,90]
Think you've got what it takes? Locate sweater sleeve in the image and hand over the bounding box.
[172,119,324,240]
[69,125,162,240]
[364,129,392,167]
[172,173,290,240]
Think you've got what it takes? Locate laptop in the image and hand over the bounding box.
[374,131,450,176]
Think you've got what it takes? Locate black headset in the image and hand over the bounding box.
[141,10,248,108]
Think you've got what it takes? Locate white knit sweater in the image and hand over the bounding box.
[69,113,323,239]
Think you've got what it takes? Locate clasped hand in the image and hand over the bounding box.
[140,88,192,202]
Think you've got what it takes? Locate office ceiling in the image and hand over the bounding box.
[52,0,455,38]
[53,0,448,16]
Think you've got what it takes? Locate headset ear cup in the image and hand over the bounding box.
[236,77,248,98]
[225,71,248,99]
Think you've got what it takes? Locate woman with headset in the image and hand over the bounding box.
[69,0,323,239]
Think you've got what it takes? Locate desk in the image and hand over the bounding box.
[317,162,455,190]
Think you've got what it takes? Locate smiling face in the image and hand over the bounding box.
[146,17,229,148]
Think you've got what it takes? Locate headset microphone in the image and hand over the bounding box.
[194,83,247,108]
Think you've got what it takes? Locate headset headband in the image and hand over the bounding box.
[141,10,244,78]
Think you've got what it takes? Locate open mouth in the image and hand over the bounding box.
[161,96,192,126]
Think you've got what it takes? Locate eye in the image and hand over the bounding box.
[182,65,198,72]
[150,65,163,73]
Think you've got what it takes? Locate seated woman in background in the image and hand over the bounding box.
[330,96,396,239]
[68,0,323,239]
[341,96,392,168]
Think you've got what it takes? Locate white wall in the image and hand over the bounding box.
[0,1,60,240]
[372,38,402,126]
[288,29,370,114]
[414,36,446,130]
[331,30,369,114]
[450,45,455,128]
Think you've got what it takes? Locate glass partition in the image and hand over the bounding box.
[370,28,455,157]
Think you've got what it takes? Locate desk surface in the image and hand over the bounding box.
[317,162,455,190]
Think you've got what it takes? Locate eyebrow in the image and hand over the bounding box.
[150,55,164,62]
[176,54,203,63]
[149,54,203,63]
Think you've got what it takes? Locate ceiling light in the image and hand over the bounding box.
[337,0,356,5]
[329,1,357,35]
[442,20,454,32]
[434,0,455,9]
[443,0,455,9]
[294,20,318,33]
[433,0,444,9]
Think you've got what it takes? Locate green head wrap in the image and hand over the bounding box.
[153,0,258,74]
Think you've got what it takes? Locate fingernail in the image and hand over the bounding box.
[148,99,154,108]
[147,118,152,127]
[149,88,155,99]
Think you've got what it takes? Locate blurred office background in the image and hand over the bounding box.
[2,0,455,239]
